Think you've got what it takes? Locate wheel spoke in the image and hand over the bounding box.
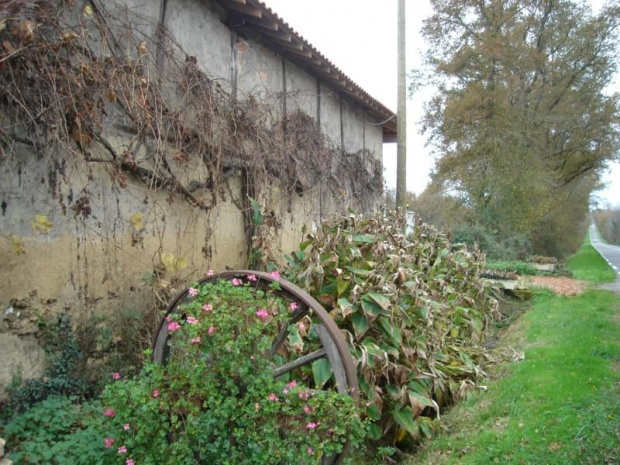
[269,307,309,357]
[272,348,327,378]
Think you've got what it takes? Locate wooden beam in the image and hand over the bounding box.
[277,41,313,58]
[219,0,262,18]
[252,23,292,42]
[247,17,279,31]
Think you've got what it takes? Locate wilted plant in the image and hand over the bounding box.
[285,210,499,445]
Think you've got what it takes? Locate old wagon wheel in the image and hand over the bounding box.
[152,270,359,464]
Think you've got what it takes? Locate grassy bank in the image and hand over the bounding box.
[408,238,620,464]
[567,231,617,284]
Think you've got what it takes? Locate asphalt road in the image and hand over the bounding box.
[589,223,620,292]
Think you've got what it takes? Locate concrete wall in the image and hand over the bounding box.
[0,0,383,398]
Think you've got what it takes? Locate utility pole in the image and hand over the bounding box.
[395,0,407,210]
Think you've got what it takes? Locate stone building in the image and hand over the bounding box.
[0,0,396,397]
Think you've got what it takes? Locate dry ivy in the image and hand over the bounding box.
[0,0,381,267]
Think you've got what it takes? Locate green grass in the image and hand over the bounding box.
[567,231,617,284]
[486,260,538,276]
[406,233,620,465]
[409,290,620,465]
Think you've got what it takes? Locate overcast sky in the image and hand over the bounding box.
[262,0,620,207]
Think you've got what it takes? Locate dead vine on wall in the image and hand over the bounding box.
[0,0,380,267]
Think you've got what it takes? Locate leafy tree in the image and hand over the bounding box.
[418,0,620,255]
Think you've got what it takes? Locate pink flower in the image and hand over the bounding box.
[104,409,116,417]
[268,393,279,401]
[297,321,306,332]
[282,388,289,395]
[207,269,215,277]
[188,288,198,296]
[289,302,298,311]
[256,309,269,320]
[287,380,298,389]
[123,423,130,431]
[112,372,121,380]
[270,270,281,280]
[231,278,242,286]
[104,438,115,449]
[186,316,198,325]
[208,326,216,335]
[307,447,313,455]
[167,321,181,332]
[126,460,135,465]
[303,405,311,414]
[153,389,160,398]
[298,391,310,400]
[247,274,257,282]
[192,337,201,344]
[202,304,213,312]
[306,422,318,430]
[365,401,372,407]
[118,445,127,454]
[165,315,172,322]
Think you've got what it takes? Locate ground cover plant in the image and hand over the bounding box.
[407,235,620,464]
[285,210,500,451]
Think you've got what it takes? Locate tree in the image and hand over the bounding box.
[419,0,620,255]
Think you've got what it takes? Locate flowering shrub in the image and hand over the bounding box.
[98,278,364,464]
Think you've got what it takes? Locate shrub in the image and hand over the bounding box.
[285,211,499,446]
[486,260,538,276]
[452,224,532,260]
[97,279,364,464]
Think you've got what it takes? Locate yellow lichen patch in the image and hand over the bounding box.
[31,215,53,234]
[130,212,144,231]
[10,235,25,254]
[161,252,188,274]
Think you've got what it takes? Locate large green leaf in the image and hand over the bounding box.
[367,422,383,440]
[392,406,419,437]
[377,316,402,345]
[345,266,372,277]
[248,196,263,227]
[350,313,369,338]
[337,297,355,318]
[365,292,391,310]
[312,358,333,389]
[353,234,375,243]
[361,298,383,316]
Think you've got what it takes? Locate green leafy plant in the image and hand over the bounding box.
[486,260,537,276]
[6,315,94,416]
[97,278,364,464]
[285,211,499,447]
[3,396,107,464]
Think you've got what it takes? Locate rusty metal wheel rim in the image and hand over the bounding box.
[152,270,359,464]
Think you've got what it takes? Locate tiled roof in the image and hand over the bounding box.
[211,0,397,141]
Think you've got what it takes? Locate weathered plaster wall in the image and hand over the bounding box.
[319,82,342,146]
[0,0,383,398]
[165,0,233,93]
[285,62,318,118]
